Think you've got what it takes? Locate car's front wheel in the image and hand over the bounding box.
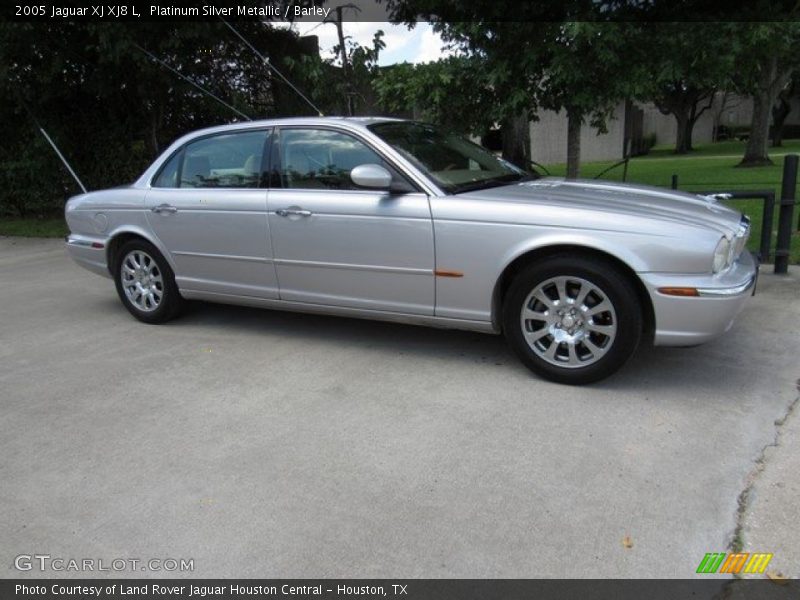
[503,255,643,385]
[113,239,184,324]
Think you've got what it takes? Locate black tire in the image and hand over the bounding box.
[113,238,185,324]
[502,254,642,385]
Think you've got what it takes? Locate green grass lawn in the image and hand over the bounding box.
[0,217,68,238]
[545,139,800,263]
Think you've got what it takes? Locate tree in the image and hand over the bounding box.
[733,22,800,166]
[375,56,497,131]
[285,20,385,117]
[500,113,532,171]
[374,55,533,167]
[532,22,641,178]
[636,23,739,154]
[382,2,648,178]
[323,5,386,116]
[0,20,325,217]
[377,14,564,169]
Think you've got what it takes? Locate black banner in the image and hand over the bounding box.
[5,0,800,23]
[2,579,799,600]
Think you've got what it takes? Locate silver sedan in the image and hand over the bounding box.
[65,117,757,384]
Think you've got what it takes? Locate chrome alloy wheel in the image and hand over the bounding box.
[120,250,163,312]
[519,276,617,368]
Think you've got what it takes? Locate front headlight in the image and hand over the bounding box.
[713,236,731,273]
[733,216,750,262]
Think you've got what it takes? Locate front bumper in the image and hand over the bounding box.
[65,234,111,278]
[640,251,758,346]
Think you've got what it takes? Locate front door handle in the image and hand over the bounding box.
[276,208,312,217]
[151,204,178,214]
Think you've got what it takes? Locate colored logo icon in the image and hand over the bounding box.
[696,552,773,574]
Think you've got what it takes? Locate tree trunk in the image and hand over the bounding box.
[673,109,690,154]
[684,91,714,152]
[657,90,714,153]
[684,118,694,152]
[740,90,774,166]
[684,94,714,152]
[566,109,581,179]
[501,112,531,170]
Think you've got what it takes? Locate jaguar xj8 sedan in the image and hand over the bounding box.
[65,117,757,384]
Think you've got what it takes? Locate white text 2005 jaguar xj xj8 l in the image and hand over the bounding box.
[66,117,757,384]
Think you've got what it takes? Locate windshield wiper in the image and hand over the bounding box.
[452,173,531,194]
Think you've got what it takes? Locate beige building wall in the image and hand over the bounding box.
[640,102,713,146]
[717,95,755,129]
[640,93,755,147]
[528,93,765,167]
[529,102,627,166]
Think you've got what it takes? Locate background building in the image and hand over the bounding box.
[527,93,798,166]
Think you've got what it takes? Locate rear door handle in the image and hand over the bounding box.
[276,208,312,217]
[151,204,178,214]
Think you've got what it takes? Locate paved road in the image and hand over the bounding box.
[1,237,798,579]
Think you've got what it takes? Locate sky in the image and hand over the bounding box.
[274,21,454,66]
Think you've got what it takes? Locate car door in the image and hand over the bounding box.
[145,128,279,299]
[267,126,435,315]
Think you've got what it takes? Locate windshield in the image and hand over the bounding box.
[368,121,533,193]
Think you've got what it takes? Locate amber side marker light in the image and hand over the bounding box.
[434,269,464,278]
[658,287,700,297]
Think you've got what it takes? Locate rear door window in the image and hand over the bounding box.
[180,130,269,189]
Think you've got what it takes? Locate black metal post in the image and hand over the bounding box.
[775,154,797,274]
[671,174,678,190]
[760,192,776,262]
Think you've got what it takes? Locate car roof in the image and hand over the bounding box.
[133,116,412,189]
[184,116,404,138]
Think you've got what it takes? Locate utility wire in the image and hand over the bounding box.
[19,98,88,193]
[219,17,324,117]
[133,43,252,121]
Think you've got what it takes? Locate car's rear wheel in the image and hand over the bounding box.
[113,239,184,324]
[503,255,642,385]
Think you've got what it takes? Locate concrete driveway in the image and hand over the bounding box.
[1,237,798,579]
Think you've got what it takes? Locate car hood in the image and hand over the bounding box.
[459,177,743,236]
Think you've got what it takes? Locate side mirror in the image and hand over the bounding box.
[350,164,392,190]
